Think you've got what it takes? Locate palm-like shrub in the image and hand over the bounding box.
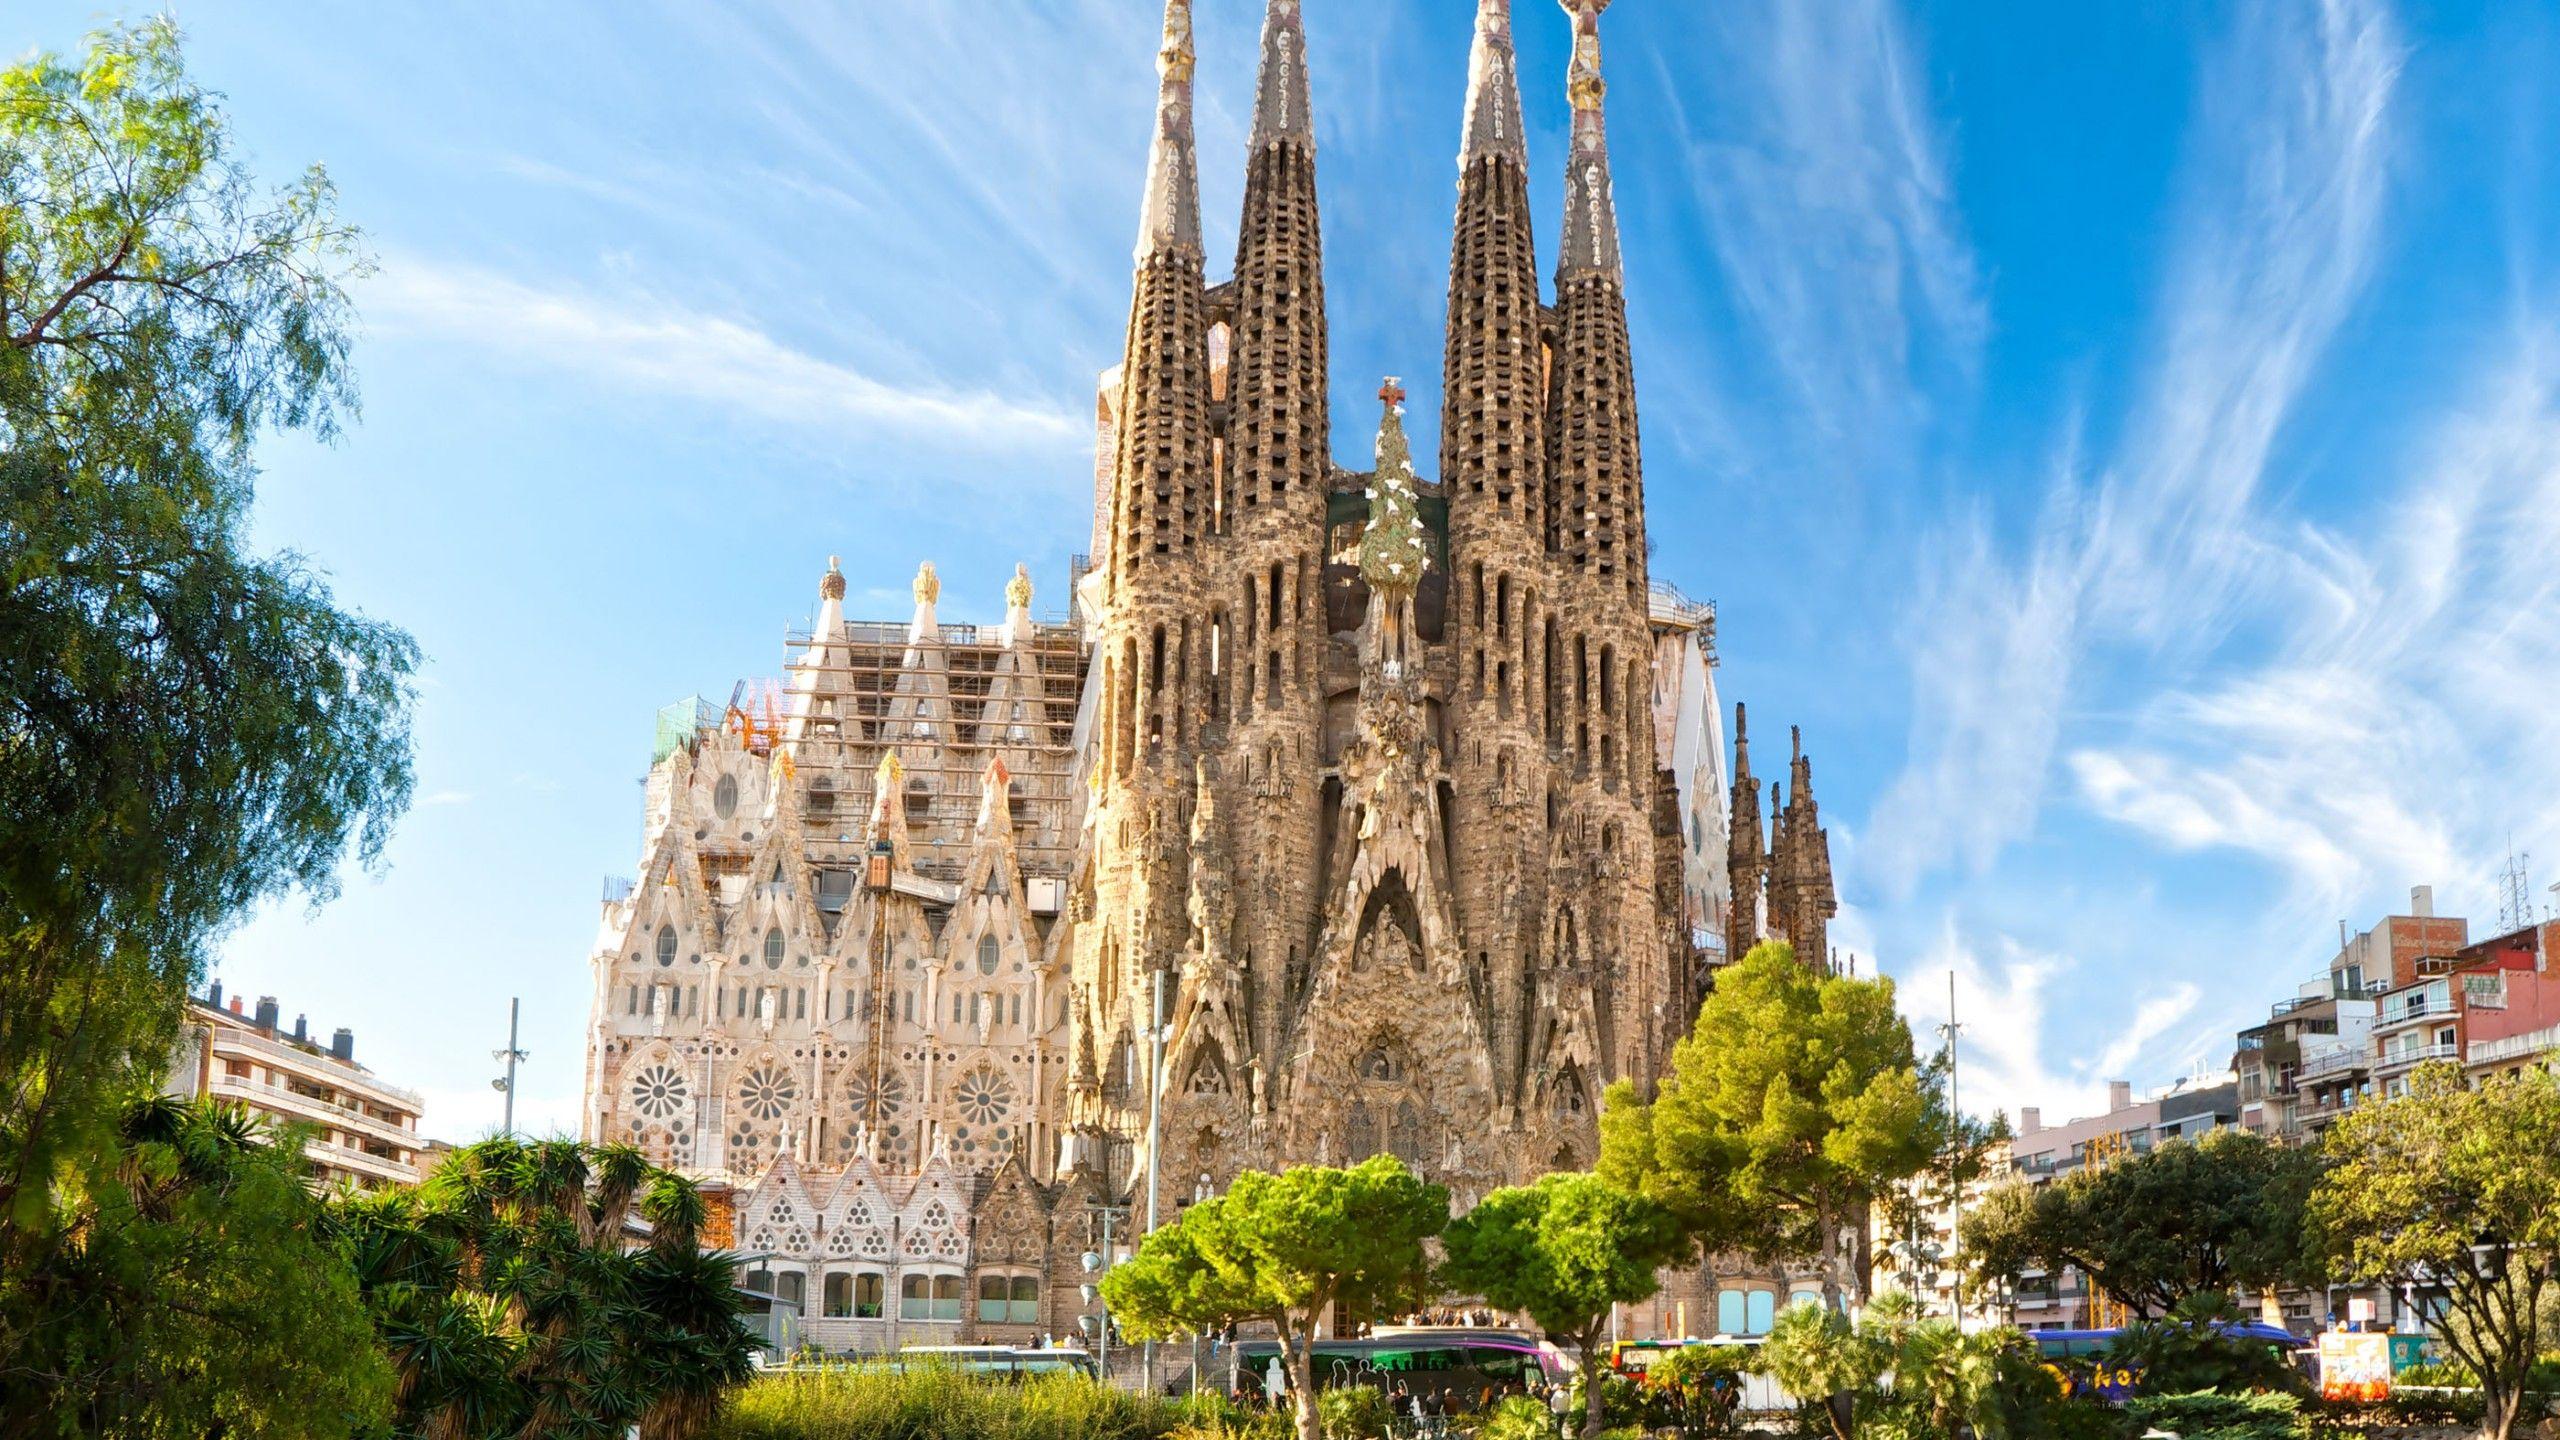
[335,1137,757,1440]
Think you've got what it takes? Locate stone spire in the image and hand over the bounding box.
[1775,727,1837,974]
[1460,0,1528,169]
[1229,0,1329,524]
[1724,703,1766,963]
[1135,0,1203,260]
[1556,0,1622,279]
[1249,0,1312,151]
[1544,0,1641,592]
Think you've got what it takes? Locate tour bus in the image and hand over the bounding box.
[890,1345,1101,1382]
[1225,1328,1569,1404]
[2028,1323,2303,1400]
[1609,1336,1789,1413]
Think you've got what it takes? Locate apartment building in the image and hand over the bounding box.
[1993,1077,2239,1329]
[2457,921,2560,1082]
[164,982,430,1190]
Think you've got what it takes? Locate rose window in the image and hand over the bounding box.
[843,1070,907,1123]
[953,1067,1015,1128]
[737,1064,799,1122]
[631,1063,689,1122]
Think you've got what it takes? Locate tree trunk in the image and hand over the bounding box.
[2483,1378,2519,1440]
[1286,1334,1321,1440]
[1579,1334,1608,1439]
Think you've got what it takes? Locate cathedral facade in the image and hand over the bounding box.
[582,0,1831,1356]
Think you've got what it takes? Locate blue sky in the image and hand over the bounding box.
[27,0,2560,1137]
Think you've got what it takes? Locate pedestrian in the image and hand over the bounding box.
[1547,1380,1573,1438]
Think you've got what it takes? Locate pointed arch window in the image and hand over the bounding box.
[714,774,739,819]
[655,925,678,968]
[1344,1101,1378,1160]
[977,935,1000,976]
[764,927,785,969]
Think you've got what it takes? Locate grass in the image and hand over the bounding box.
[710,1364,1283,1440]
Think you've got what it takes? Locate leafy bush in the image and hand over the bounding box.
[713,1364,1186,1440]
[1315,1384,1395,1440]
[2121,1389,2301,1440]
[1476,1394,1563,1440]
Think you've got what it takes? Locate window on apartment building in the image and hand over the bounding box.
[223,1059,250,1080]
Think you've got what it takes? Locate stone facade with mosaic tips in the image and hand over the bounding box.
[582,0,1827,1348]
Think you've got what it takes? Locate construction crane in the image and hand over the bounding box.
[2080,1130,2133,1330]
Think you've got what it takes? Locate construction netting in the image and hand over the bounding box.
[652,696,719,766]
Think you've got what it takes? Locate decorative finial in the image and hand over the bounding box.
[912,561,941,606]
[1005,563,1033,611]
[1564,0,1607,112]
[820,555,846,601]
[1556,0,1622,278]
[1359,379,1430,598]
[877,750,905,790]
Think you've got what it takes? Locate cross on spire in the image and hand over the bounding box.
[1378,377,1406,408]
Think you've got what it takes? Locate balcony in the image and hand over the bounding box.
[207,1025,424,1110]
[2375,1040,2460,1071]
[2469,1025,2560,1069]
[207,1074,423,1152]
[2297,1045,2370,1081]
[303,1134,423,1187]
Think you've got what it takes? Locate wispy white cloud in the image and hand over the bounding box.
[1644,0,1983,480]
[2073,327,2560,924]
[367,256,1084,451]
[1867,0,2403,894]
[1894,920,2205,1125]
[417,788,475,808]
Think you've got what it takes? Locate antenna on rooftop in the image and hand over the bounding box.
[2498,838,2534,933]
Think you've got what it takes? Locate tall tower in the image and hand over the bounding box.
[1725,703,1767,962]
[1543,0,1668,1082]
[1440,0,1554,1114]
[1218,0,1330,1089]
[1074,0,1215,1138]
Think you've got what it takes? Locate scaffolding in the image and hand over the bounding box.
[762,617,1092,880]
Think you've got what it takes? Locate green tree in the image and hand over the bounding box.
[1960,1127,2324,1318]
[0,1096,395,1437]
[1599,941,1937,1309]
[0,15,407,1246]
[336,1137,759,1440]
[2312,1063,2560,1440]
[1101,1156,1449,1440]
[1440,1173,1687,1437]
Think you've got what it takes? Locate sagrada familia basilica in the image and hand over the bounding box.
[580,0,1838,1353]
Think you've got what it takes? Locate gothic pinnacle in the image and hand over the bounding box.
[1250,0,1313,151]
[1459,0,1528,170]
[1135,0,1203,260]
[1557,0,1622,279]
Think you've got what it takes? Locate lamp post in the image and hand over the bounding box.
[490,997,528,1135]
[1082,1201,1130,1386]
